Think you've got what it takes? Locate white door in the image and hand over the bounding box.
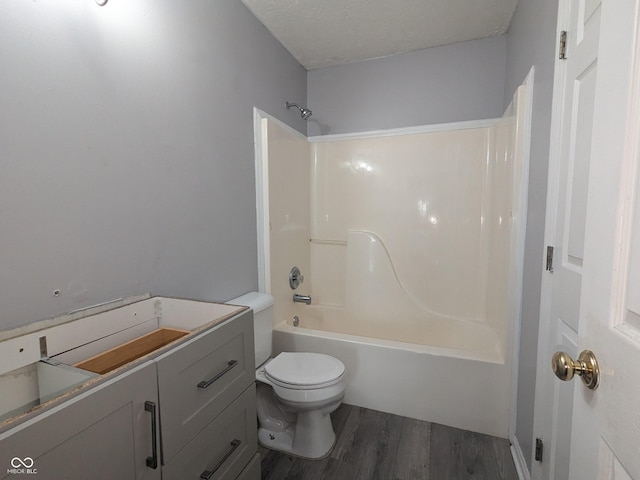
[567,0,640,477]
[535,0,640,479]
[539,1,640,479]
[532,0,600,478]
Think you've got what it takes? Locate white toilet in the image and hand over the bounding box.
[228,292,347,459]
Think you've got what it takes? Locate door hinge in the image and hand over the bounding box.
[546,245,554,272]
[559,30,568,59]
[535,437,544,462]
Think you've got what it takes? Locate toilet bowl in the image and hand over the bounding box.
[256,352,347,458]
[227,292,347,459]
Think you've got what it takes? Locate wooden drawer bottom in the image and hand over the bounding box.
[75,328,189,375]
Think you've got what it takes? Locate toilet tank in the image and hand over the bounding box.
[226,292,274,368]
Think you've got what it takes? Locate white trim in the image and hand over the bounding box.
[511,435,532,480]
[508,67,535,442]
[531,2,570,479]
[254,109,269,293]
[254,108,307,141]
[308,118,499,143]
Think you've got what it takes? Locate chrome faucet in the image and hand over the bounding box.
[293,294,312,305]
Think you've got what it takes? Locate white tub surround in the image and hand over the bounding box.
[254,81,531,438]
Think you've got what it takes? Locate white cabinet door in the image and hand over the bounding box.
[0,363,160,480]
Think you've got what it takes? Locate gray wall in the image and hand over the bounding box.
[306,35,507,136]
[0,0,306,330]
[504,0,558,470]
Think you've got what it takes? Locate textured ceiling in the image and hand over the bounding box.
[242,0,518,70]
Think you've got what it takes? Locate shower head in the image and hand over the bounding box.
[286,101,312,120]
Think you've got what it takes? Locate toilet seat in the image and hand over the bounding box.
[264,352,345,389]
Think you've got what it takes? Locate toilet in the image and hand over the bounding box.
[228,292,347,459]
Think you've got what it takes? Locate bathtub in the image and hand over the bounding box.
[272,316,511,438]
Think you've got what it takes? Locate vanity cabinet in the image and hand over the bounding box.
[0,362,160,480]
[0,297,259,480]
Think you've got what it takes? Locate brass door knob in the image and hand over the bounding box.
[551,350,600,390]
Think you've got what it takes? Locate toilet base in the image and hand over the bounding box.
[258,409,337,459]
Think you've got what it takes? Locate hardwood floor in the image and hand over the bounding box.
[259,404,518,480]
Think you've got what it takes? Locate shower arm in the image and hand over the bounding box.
[285,101,312,120]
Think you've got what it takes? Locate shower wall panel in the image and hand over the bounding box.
[485,85,527,354]
[311,129,491,323]
[265,120,311,324]
[486,100,517,351]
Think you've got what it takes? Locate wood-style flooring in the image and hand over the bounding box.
[259,404,519,480]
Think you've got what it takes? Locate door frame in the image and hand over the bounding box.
[530,1,571,478]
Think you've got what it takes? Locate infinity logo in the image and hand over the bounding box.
[11,457,34,468]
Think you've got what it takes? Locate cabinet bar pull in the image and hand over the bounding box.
[200,439,241,479]
[197,360,238,389]
[144,401,158,469]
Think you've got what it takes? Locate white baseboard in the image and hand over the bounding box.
[510,435,531,480]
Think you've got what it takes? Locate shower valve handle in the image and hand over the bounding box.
[289,266,304,289]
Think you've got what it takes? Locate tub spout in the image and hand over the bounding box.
[293,294,312,305]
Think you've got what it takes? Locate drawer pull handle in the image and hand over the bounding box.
[200,439,241,479]
[144,401,158,469]
[197,360,238,389]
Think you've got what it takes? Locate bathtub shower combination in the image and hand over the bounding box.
[254,83,531,438]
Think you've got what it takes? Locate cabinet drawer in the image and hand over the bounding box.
[235,453,261,480]
[162,384,257,480]
[157,310,254,462]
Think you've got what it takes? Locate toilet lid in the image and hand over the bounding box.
[264,352,345,387]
